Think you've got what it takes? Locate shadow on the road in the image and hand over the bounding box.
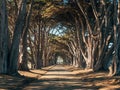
[20,76,120,90]
[0,74,36,90]
[4,65,120,90]
[19,78,102,90]
[13,70,117,90]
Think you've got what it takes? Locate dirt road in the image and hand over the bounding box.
[22,65,120,90]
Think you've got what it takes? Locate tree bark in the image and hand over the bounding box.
[8,0,27,75]
[0,0,9,74]
[20,0,33,71]
[109,0,120,76]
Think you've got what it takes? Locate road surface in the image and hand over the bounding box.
[21,65,99,90]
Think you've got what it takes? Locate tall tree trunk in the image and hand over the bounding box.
[8,0,27,75]
[117,0,120,74]
[36,20,42,69]
[109,0,120,76]
[20,0,33,71]
[20,30,29,71]
[0,0,9,74]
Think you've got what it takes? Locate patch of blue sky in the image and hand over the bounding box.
[108,42,113,48]
[49,23,67,36]
[63,0,69,4]
[49,28,63,36]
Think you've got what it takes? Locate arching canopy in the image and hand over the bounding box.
[0,0,119,77]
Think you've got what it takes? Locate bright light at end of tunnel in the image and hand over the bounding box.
[57,56,63,64]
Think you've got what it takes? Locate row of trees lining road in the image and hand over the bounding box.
[71,0,120,76]
[0,0,120,76]
[0,0,36,74]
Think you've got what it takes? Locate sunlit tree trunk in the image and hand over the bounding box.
[74,0,114,71]
[28,29,36,69]
[20,0,33,71]
[75,17,85,68]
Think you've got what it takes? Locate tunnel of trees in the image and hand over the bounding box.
[0,0,120,76]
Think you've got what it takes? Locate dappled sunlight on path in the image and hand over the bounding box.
[19,65,55,78]
[39,65,75,79]
[22,65,120,90]
[0,65,120,90]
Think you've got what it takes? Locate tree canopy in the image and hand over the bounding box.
[0,0,120,77]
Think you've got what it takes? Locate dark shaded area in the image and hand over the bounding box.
[0,66,120,90]
[11,65,120,90]
[0,75,36,90]
[15,77,120,90]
